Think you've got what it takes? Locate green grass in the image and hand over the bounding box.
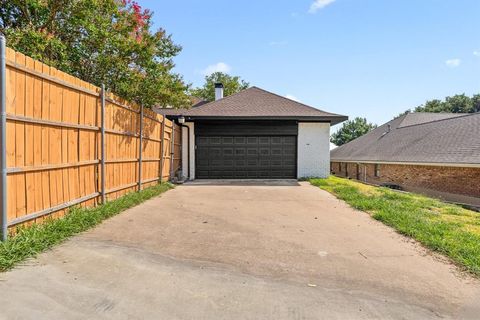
[310,176,480,276]
[0,182,174,272]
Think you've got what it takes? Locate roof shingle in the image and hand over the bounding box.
[331,112,480,165]
[155,87,347,124]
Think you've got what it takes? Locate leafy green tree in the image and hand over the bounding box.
[331,117,377,146]
[413,94,479,114]
[472,94,480,113]
[0,0,189,108]
[395,109,411,118]
[415,99,444,113]
[190,72,249,102]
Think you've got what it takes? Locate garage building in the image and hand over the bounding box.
[157,84,347,180]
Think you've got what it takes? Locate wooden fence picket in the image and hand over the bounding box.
[1,46,181,235]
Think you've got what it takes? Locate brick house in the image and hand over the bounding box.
[330,112,480,207]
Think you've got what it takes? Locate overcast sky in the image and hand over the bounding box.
[139,0,480,126]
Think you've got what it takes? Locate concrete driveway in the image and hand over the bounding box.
[1,181,479,319]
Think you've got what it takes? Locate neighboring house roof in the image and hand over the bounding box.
[156,86,347,125]
[331,112,480,165]
[154,107,190,116]
[153,96,207,115]
[190,96,208,108]
[396,112,468,128]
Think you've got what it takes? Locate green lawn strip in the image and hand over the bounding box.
[310,176,480,276]
[0,182,174,272]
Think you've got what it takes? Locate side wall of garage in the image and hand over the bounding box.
[297,123,330,178]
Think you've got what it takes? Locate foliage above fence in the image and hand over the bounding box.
[0,0,190,108]
[1,45,182,239]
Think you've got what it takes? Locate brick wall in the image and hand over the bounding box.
[331,161,480,204]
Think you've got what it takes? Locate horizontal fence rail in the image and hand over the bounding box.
[0,41,182,240]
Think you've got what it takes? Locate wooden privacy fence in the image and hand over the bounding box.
[0,38,182,240]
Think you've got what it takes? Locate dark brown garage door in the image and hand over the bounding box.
[196,135,297,179]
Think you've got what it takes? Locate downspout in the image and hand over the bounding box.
[0,34,6,241]
[183,125,190,180]
[178,116,190,180]
[169,123,175,180]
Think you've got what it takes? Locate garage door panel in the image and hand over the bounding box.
[196,135,296,179]
[197,136,209,145]
[258,171,270,178]
[247,137,258,144]
[271,160,283,167]
[223,148,234,156]
[210,148,221,156]
[234,137,246,144]
[223,160,234,167]
[209,137,222,144]
[271,137,282,144]
[235,160,246,166]
[284,136,296,144]
[259,161,269,168]
[246,171,258,178]
[197,159,209,166]
[222,137,234,144]
[259,137,270,144]
[197,149,209,157]
[259,148,270,156]
[233,171,245,178]
[210,159,222,166]
[235,148,246,156]
[271,148,283,156]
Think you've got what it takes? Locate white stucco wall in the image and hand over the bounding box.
[181,122,195,180]
[297,122,331,178]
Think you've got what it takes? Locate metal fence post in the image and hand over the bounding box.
[0,34,7,241]
[100,84,106,204]
[138,105,144,191]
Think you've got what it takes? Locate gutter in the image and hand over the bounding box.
[179,115,348,125]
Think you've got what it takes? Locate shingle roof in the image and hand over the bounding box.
[331,112,480,165]
[154,97,208,116]
[397,112,468,128]
[154,107,190,116]
[156,87,347,124]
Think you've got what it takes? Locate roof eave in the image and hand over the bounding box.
[182,115,348,124]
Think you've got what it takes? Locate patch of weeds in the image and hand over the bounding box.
[0,182,174,272]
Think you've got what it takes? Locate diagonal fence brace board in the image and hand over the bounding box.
[0,43,182,240]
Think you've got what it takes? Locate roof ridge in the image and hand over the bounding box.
[411,112,469,115]
[184,87,256,114]
[331,112,480,165]
[250,86,342,116]
[397,112,479,130]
